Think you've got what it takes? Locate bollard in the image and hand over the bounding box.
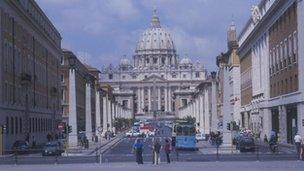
[14,152,17,165]
[256,145,260,161]
[95,150,98,163]
[216,146,219,161]
[99,152,103,164]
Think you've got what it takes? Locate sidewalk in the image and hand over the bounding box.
[2,161,304,171]
[63,134,124,156]
[197,141,239,154]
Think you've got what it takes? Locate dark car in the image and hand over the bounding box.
[42,141,64,156]
[12,140,29,154]
[238,134,255,152]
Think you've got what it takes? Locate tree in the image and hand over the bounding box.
[182,116,196,124]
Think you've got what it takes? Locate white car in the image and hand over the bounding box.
[196,133,206,142]
[125,131,140,137]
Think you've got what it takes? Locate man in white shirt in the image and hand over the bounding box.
[294,133,302,158]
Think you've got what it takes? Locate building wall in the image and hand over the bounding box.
[0,0,62,150]
[269,3,298,98]
[240,51,252,106]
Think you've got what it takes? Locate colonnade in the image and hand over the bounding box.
[68,67,131,148]
[136,86,173,113]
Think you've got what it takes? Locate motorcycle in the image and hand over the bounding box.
[269,138,278,153]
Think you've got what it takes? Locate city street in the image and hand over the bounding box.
[1,161,304,171]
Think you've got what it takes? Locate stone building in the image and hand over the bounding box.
[0,0,62,152]
[238,0,304,144]
[100,10,207,119]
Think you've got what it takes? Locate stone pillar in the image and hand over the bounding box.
[102,95,108,134]
[95,90,101,136]
[204,89,210,134]
[108,100,112,130]
[279,105,287,144]
[85,82,92,142]
[211,81,218,132]
[164,87,168,112]
[222,67,232,146]
[68,68,78,147]
[297,103,304,137]
[141,87,144,113]
[158,87,161,110]
[199,94,204,131]
[168,87,172,112]
[137,88,141,114]
[148,87,151,111]
[261,108,272,140]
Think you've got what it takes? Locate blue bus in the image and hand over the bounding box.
[172,122,197,150]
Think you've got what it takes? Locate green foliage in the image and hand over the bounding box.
[180,116,196,124]
[114,118,133,131]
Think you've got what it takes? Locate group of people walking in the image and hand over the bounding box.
[133,137,173,165]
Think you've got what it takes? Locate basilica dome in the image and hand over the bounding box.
[120,58,130,66]
[135,10,175,52]
[180,57,192,65]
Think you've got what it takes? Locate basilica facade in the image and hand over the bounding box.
[100,11,207,118]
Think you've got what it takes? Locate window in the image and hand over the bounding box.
[61,74,64,83]
[162,58,165,64]
[108,74,113,80]
[132,75,136,79]
[183,74,186,78]
[15,117,18,134]
[60,56,64,65]
[153,58,157,64]
[195,72,200,78]
[145,75,148,78]
[6,117,9,134]
[122,75,126,79]
[161,75,164,78]
[10,117,14,135]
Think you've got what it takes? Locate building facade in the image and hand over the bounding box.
[100,11,207,119]
[0,0,62,152]
[238,0,304,144]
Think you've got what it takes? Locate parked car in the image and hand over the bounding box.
[12,140,29,154]
[195,133,206,142]
[42,141,64,156]
[236,132,255,152]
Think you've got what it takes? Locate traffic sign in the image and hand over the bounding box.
[58,123,64,130]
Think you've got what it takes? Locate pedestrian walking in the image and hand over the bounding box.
[301,137,304,160]
[294,133,302,159]
[153,138,161,165]
[133,138,144,164]
[164,139,171,163]
[171,137,178,160]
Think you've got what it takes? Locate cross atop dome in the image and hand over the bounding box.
[151,8,161,28]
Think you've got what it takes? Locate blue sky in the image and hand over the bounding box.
[36,0,260,71]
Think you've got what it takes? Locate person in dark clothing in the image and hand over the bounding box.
[133,139,144,164]
[171,137,178,160]
[153,138,161,165]
[164,139,171,163]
